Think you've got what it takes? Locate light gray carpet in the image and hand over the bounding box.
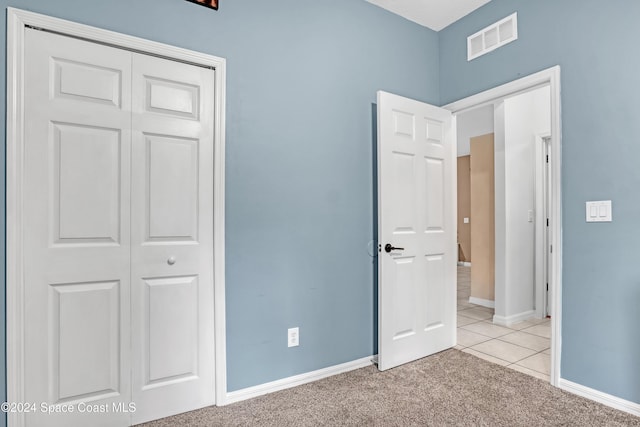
[140,349,640,426]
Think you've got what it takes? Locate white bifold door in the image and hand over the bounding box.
[377,91,456,371]
[23,29,215,426]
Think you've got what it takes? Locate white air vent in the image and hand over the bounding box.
[467,13,518,61]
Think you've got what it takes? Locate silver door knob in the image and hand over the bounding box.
[167,256,176,265]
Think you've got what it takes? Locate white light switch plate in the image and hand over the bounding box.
[586,200,612,222]
[463,217,469,224]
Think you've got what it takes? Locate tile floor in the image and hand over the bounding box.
[456,266,551,382]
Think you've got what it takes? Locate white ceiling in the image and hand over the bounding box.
[366,0,492,31]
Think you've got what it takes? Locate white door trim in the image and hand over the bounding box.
[6,8,228,424]
[444,66,562,388]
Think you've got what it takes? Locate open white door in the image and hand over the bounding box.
[377,91,456,371]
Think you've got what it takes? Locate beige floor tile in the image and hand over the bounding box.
[461,321,512,338]
[521,323,551,339]
[458,307,494,321]
[457,314,479,327]
[498,331,550,352]
[508,318,549,330]
[470,339,537,363]
[457,328,491,348]
[457,299,475,310]
[455,265,551,383]
[507,364,550,382]
[461,348,510,366]
[515,352,550,375]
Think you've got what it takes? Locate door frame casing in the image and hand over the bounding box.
[444,66,562,387]
[6,7,228,425]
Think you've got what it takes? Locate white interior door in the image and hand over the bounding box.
[377,91,456,371]
[23,29,133,427]
[130,53,215,424]
[22,28,215,426]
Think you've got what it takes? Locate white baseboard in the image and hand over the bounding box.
[223,355,375,405]
[468,297,495,308]
[493,310,535,326]
[558,378,640,417]
[457,262,471,267]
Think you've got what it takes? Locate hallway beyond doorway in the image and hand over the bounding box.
[456,266,551,381]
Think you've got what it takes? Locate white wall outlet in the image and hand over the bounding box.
[527,210,534,223]
[586,200,612,222]
[463,217,470,224]
[288,327,299,347]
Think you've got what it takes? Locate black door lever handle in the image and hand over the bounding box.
[384,243,404,253]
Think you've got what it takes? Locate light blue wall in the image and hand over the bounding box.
[9,0,635,418]
[440,0,640,404]
[0,0,440,411]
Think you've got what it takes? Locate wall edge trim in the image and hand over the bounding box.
[558,378,640,417]
[493,309,536,326]
[468,297,495,309]
[223,356,375,406]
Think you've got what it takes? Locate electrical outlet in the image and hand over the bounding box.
[288,327,299,347]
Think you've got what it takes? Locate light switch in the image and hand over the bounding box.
[463,217,469,224]
[599,205,607,217]
[586,200,612,222]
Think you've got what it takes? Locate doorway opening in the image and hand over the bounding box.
[444,67,562,386]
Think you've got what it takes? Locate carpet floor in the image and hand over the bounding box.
[140,349,640,426]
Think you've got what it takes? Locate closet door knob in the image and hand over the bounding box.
[167,256,176,265]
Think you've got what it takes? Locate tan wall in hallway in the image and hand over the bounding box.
[457,156,471,262]
[470,133,495,302]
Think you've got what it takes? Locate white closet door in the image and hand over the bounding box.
[23,29,133,427]
[130,53,216,424]
[23,28,216,427]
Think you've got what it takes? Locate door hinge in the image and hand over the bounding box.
[546,154,549,163]
[546,218,549,227]
[546,283,549,291]
[550,245,553,253]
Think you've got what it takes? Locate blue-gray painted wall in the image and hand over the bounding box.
[440,0,640,404]
[3,0,639,424]
[0,0,439,417]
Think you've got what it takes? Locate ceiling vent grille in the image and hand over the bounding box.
[467,13,518,61]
